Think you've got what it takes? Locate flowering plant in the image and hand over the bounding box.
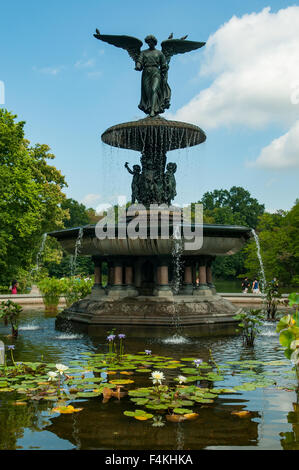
[276,293,299,380]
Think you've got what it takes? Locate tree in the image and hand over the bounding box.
[200,186,265,228]
[197,186,265,280]
[244,201,299,286]
[0,110,68,284]
[61,198,90,228]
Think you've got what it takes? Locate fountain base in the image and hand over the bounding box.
[55,292,242,336]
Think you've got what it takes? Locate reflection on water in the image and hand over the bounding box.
[0,310,298,450]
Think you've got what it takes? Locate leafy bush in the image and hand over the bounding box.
[37,277,65,309]
[37,276,93,311]
[61,277,93,307]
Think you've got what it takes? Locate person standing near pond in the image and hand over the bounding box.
[241,277,250,293]
[11,280,18,294]
[252,278,260,294]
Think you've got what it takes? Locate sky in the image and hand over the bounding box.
[1,0,299,214]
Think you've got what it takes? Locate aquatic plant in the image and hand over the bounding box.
[234,308,264,346]
[0,341,296,424]
[276,293,299,382]
[264,281,281,321]
[0,300,22,337]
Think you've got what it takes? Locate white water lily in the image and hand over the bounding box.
[151,370,165,385]
[47,371,58,381]
[55,363,69,375]
[290,339,299,350]
[177,375,187,384]
[290,349,299,366]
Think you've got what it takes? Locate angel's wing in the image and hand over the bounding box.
[161,38,206,64]
[94,32,143,63]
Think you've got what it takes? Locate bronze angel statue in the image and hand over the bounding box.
[94,31,205,117]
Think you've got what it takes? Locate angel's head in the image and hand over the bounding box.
[145,35,157,49]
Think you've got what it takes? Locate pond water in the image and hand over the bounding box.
[0,309,298,451]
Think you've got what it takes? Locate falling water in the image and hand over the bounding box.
[70,227,84,276]
[171,224,183,294]
[251,228,266,293]
[170,224,184,334]
[31,232,47,274]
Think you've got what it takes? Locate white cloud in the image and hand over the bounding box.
[87,71,102,79]
[171,6,299,129]
[169,6,299,170]
[249,120,299,169]
[80,193,102,206]
[75,58,96,69]
[33,65,66,75]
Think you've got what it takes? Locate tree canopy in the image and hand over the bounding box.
[0,109,68,284]
[244,200,299,285]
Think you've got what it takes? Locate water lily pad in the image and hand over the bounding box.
[124,409,153,421]
[109,379,134,385]
[173,408,193,415]
[53,405,83,414]
[231,410,251,418]
[234,383,256,391]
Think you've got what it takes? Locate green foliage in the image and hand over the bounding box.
[244,201,299,285]
[196,186,264,280]
[45,254,95,278]
[37,276,93,308]
[264,281,281,321]
[61,198,90,228]
[61,277,94,307]
[234,309,264,346]
[0,300,23,336]
[276,294,299,370]
[0,109,68,284]
[200,186,265,228]
[37,277,66,307]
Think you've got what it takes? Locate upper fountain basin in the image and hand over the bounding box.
[49,223,252,257]
[101,116,206,152]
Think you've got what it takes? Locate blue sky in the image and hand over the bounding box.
[1,0,298,213]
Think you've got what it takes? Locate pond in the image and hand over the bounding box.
[0,309,298,451]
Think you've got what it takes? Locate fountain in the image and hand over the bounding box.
[50,30,252,335]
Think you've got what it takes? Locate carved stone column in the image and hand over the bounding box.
[154,256,173,298]
[90,256,106,298]
[124,259,138,297]
[193,256,211,297]
[180,257,194,295]
[107,258,127,298]
[206,256,216,294]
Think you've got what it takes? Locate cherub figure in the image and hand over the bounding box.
[164,162,177,205]
[125,162,141,203]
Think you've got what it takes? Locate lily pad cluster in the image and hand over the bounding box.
[0,343,296,423]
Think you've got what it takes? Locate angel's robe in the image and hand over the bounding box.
[136,48,171,117]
